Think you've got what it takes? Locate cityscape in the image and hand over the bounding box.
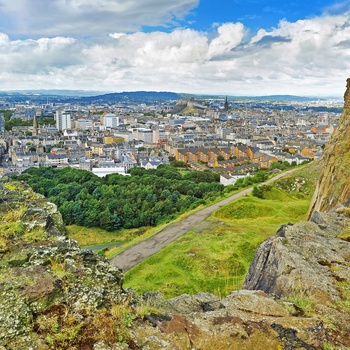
[0,92,342,184]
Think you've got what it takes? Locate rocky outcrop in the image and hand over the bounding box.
[309,78,350,215]
[243,208,350,347]
[0,180,126,349]
[131,289,328,350]
[243,213,347,299]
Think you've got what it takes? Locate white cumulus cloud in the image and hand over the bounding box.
[0,13,350,95]
[0,0,199,37]
[207,22,246,59]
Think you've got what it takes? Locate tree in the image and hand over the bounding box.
[11,164,226,231]
[217,155,225,161]
[98,209,121,231]
[252,185,264,198]
[253,171,267,183]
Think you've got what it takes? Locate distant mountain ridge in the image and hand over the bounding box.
[81,91,181,103]
[0,90,182,104]
[0,89,339,104]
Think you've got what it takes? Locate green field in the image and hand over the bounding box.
[66,225,148,247]
[124,164,320,298]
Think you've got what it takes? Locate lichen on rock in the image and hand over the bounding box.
[309,77,350,215]
[0,179,126,348]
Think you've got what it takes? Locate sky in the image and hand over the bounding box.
[0,0,350,96]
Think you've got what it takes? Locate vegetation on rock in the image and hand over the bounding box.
[0,179,142,349]
[309,78,350,215]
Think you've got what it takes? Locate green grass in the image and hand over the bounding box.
[124,165,318,299]
[66,225,148,247]
[124,195,310,298]
[337,229,350,242]
[105,165,311,258]
[282,289,316,316]
[335,280,350,313]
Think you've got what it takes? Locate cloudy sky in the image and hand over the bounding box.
[0,0,350,96]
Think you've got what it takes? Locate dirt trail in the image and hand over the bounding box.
[110,168,301,271]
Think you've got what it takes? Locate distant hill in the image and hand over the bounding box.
[81,91,181,104]
[238,95,319,102]
[0,89,103,97]
[183,93,327,102]
[0,90,182,104]
[0,89,340,105]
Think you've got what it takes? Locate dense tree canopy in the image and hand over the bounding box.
[13,165,225,231]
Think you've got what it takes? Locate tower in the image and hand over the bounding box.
[32,115,38,136]
[56,110,72,131]
[224,96,229,112]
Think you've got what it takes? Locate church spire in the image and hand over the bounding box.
[224,96,229,112]
[32,115,38,136]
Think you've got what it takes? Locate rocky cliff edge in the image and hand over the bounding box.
[0,180,129,349]
[309,78,350,215]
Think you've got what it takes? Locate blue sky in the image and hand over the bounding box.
[142,1,344,37]
[191,0,333,32]
[0,0,349,96]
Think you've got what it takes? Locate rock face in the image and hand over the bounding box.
[0,180,126,349]
[242,209,350,348]
[309,78,350,215]
[133,289,327,350]
[243,214,348,299]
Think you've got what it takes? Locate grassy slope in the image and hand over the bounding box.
[66,225,148,247]
[124,164,320,299]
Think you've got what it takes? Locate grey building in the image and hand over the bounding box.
[0,113,4,133]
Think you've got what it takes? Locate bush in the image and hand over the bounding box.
[252,186,264,198]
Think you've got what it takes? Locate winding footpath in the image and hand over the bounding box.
[110,167,302,271]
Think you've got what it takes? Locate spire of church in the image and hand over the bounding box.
[32,115,38,136]
[224,96,229,112]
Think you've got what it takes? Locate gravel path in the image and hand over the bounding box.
[110,168,301,271]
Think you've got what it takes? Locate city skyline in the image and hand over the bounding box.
[0,0,349,96]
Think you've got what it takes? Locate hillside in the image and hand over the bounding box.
[2,79,350,348]
[0,90,181,104]
[1,177,350,349]
[124,165,318,298]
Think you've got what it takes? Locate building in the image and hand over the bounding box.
[75,119,93,130]
[32,115,38,136]
[56,111,71,131]
[0,113,4,133]
[131,128,153,144]
[46,154,69,166]
[104,113,119,128]
[220,173,248,186]
[224,96,229,112]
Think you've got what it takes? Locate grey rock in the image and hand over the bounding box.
[243,216,350,304]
